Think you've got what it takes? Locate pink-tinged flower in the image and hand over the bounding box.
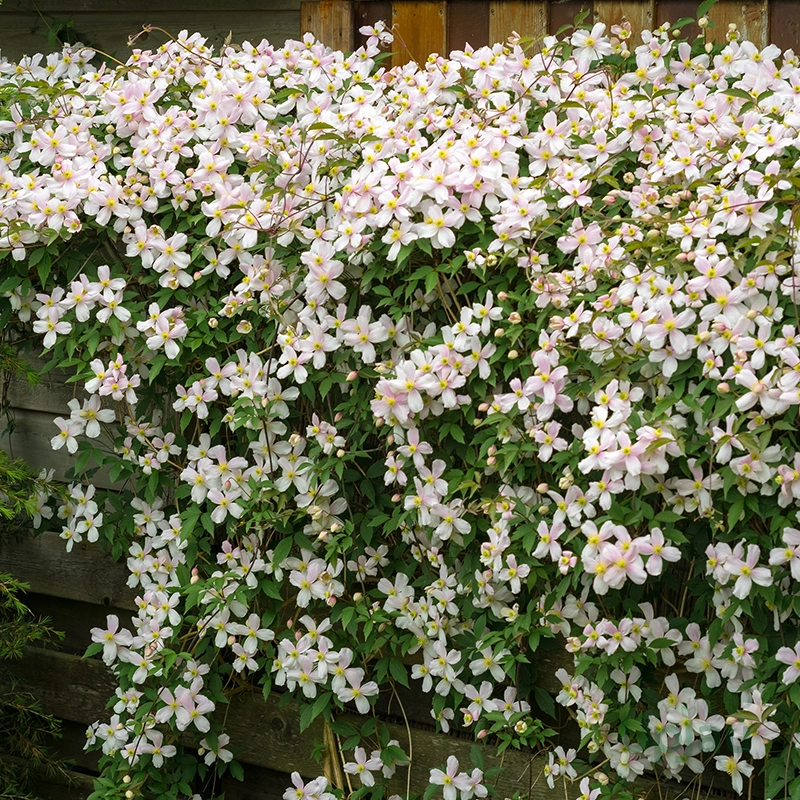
[776,642,800,684]
[769,527,800,580]
[51,416,81,453]
[140,731,176,768]
[343,746,382,786]
[639,527,681,575]
[174,687,215,733]
[430,755,461,800]
[90,615,133,665]
[714,740,753,793]
[337,676,379,714]
[724,543,772,599]
[200,732,233,765]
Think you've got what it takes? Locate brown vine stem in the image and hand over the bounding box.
[323,718,346,792]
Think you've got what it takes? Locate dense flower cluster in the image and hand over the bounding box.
[3,10,800,800]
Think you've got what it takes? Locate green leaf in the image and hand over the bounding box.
[388,658,409,688]
[533,686,555,718]
[271,535,293,566]
[697,0,719,17]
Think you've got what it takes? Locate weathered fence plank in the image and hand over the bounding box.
[448,1,491,50]
[392,1,448,64]
[301,0,355,49]
[489,0,548,46]
[594,0,654,41]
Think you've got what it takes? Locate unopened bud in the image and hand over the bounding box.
[497,291,508,301]
[387,435,395,445]
[336,449,345,458]
[595,772,609,786]
[705,42,713,52]
[286,618,293,629]
[508,312,522,324]
[123,775,131,784]
[391,493,401,502]
[538,504,550,515]
[289,433,303,447]
[318,529,329,540]
[330,523,340,532]
[495,328,505,338]
[603,194,616,205]
[718,382,730,394]
[126,792,135,800]
[514,720,528,734]
[487,456,496,466]
[478,402,489,412]
[227,635,236,646]
[334,412,343,422]
[477,728,489,739]
[508,349,519,360]
[698,16,709,28]
[726,716,738,726]
[208,317,218,329]
[536,483,549,494]
[353,592,363,602]
[346,370,358,381]
[190,567,200,585]
[197,747,206,756]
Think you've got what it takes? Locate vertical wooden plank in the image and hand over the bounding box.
[353,0,393,50]
[391,0,446,65]
[448,1,491,51]
[704,0,767,47]
[489,0,548,46]
[301,0,355,50]
[594,0,654,42]
[655,0,700,40]
[770,0,800,53]
[549,0,594,35]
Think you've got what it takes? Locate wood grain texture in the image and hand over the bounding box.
[594,0,654,41]
[489,0,548,46]
[0,11,301,61]
[654,0,700,40]
[704,0,767,47]
[0,530,137,609]
[301,0,355,50]
[549,0,594,35]
[2,0,300,11]
[0,406,117,488]
[7,646,717,799]
[448,1,491,50]
[769,0,800,54]
[391,1,446,65]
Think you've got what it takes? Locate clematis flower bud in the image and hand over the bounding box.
[536,483,549,494]
[514,720,528,734]
[508,311,521,324]
[478,403,489,412]
[595,772,609,785]
[289,433,303,447]
[123,776,131,784]
[718,382,730,393]
[508,350,519,359]
[346,371,358,381]
[391,493,401,502]
[495,328,505,337]
[497,291,507,300]
[190,567,199,585]
[487,456,496,466]
[353,592,363,602]
[698,16,708,27]
[336,449,345,458]
[208,317,218,329]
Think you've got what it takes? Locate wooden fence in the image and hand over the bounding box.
[0,370,741,799]
[1,1,798,65]
[305,0,797,65]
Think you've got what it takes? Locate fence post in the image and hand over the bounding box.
[301,0,356,50]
